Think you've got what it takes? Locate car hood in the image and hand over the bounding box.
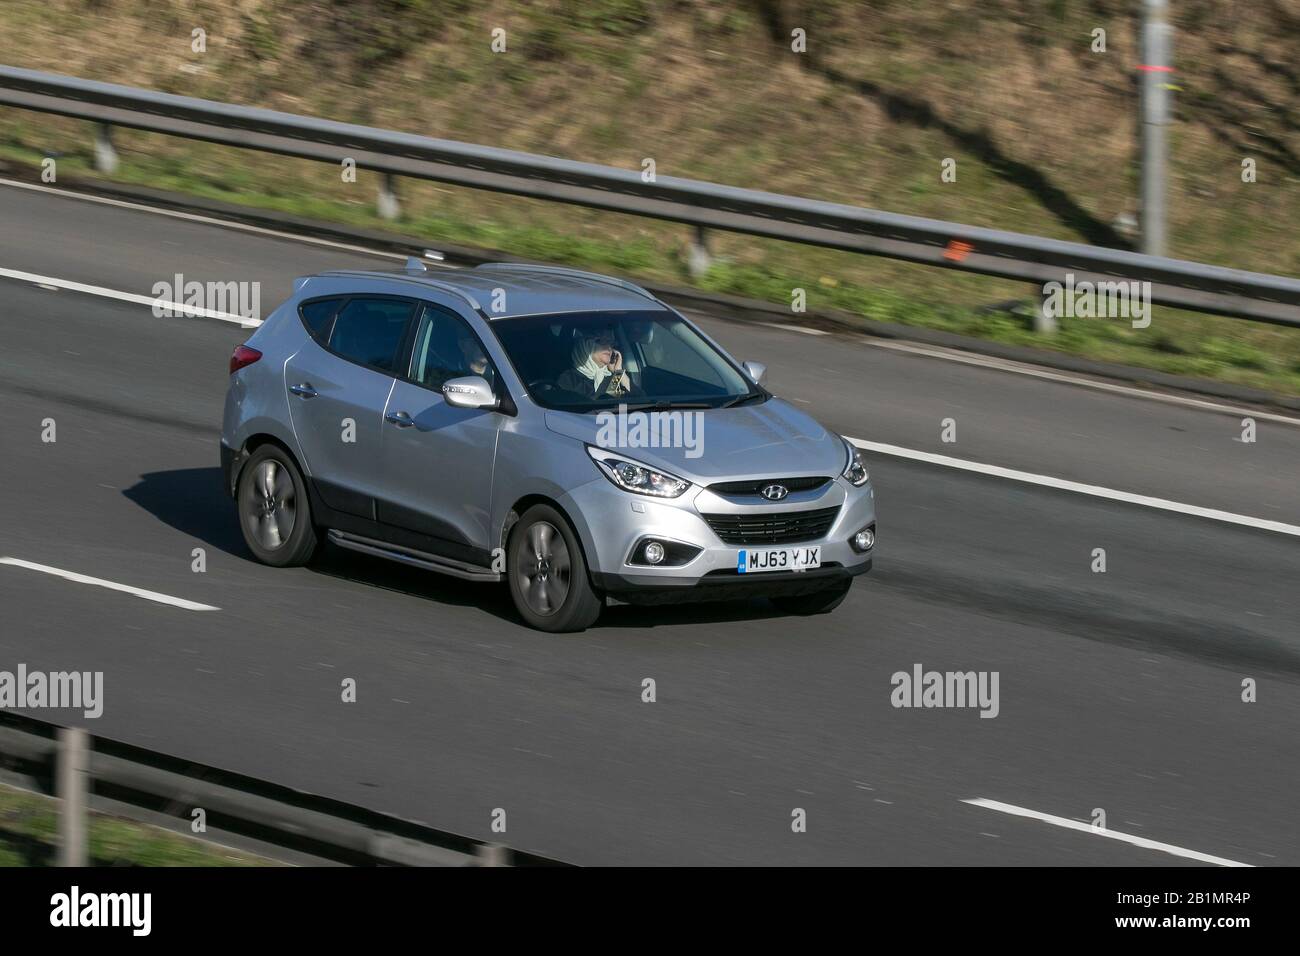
[543,399,847,483]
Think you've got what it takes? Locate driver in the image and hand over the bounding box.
[556,328,635,398]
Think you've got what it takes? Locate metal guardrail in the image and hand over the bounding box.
[0,64,1298,327]
[0,711,568,866]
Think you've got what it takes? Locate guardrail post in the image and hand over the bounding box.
[377,172,401,221]
[687,224,712,278]
[475,842,511,867]
[56,727,89,867]
[1033,284,1058,334]
[93,123,118,174]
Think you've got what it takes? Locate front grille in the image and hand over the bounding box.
[708,476,831,496]
[701,506,840,545]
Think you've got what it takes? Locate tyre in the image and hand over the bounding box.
[507,504,603,632]
[236,444,319,567]
[770,579,853,616]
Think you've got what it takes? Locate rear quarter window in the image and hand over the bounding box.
[299,297,342,340]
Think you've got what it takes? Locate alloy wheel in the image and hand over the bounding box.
[515,521,571,616]
[244,459,296,551]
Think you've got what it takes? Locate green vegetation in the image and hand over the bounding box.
[0,782,275,866]
[0,0,1296,395]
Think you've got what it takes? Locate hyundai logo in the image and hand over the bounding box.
[760,484,789,501]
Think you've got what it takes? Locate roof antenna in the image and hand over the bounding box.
[404,256,428,274]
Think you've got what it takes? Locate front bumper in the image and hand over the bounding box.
[560,473,876,603]
[594,559,871,604]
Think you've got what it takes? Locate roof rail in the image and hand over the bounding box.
[315,269,484,312]
[475,262,657,302]
[404,250,445,272]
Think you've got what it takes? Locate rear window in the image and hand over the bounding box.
[299,297,342,340]
[325,298,414,373]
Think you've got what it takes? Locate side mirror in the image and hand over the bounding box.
[742,361,767,386]
[442,376,499,410]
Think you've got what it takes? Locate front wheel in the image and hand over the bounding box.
[236,444,319,567]
[769,579,853,616]
[507,505,602,632]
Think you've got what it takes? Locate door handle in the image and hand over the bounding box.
[289,383,318,398]
[385,410,414,427]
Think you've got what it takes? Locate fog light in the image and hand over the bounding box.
[643,541,666,565]
[852,529,875,552]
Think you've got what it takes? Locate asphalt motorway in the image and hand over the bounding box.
[1,182,1298,865]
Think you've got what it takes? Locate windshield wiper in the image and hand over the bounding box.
[621,400,716,412]
[721,393,765,408]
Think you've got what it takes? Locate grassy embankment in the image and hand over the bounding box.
[0,0,1296,393]
[0,782,274,866]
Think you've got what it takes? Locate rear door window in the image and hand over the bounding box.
[325,298,416,373]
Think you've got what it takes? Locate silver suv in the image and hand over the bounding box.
[221,260,875,631]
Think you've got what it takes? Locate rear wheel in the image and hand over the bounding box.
[770,579,853,616]
[236,444,319,567]
[507,504,602,632]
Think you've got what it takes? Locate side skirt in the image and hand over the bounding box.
[326,529,502,583]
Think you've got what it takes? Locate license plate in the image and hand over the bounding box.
[737,546,821,573]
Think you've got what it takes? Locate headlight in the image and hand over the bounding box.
[841,439,869,486]
[587,447,691,498]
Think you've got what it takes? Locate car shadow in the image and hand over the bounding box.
[120,467,522,624]
[599,599,789,628]
[122,467,248,558]
[121,467,797,630]
[307,545,524,626]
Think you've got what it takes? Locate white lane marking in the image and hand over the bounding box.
[963,798,1253,867]
[0,558,220,611]
[865,338,1300,426]
[0,178,423,265]
[0,267,261,327]
[848,436,1300,538]
[765,322,830,336]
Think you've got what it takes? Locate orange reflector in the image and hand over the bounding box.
[944,240,973,262]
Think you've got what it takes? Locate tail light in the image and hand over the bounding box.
[230,345,262,375]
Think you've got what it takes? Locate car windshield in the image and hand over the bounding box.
[489,310,761,412]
